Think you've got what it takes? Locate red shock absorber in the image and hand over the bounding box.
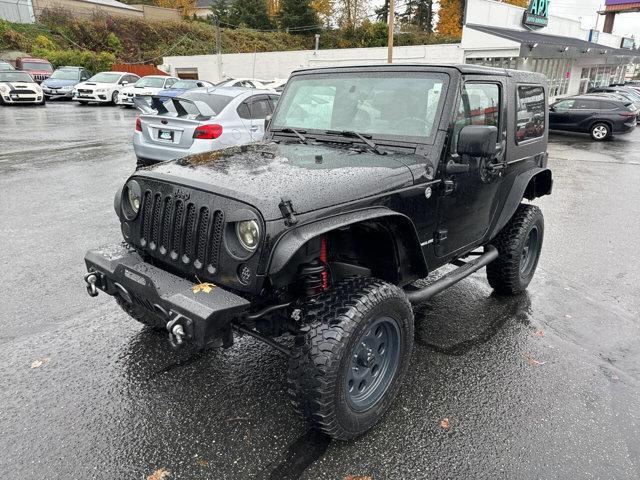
[319,236,328,290]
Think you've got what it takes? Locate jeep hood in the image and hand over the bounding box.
[142,143,418,221]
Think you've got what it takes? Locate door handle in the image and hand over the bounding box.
[250,126,259,132]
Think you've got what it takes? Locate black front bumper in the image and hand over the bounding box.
[84,243,250,347]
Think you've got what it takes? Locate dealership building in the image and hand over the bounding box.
[161,0,640,100]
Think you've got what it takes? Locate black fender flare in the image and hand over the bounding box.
[266,207,428,282]
[490,167,552,239]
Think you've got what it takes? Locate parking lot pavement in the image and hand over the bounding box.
[1,102,639,480]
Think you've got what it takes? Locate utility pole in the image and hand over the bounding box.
[213,14,222,82]
[387,0,395,63]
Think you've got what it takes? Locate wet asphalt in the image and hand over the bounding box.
[1,101,639,480]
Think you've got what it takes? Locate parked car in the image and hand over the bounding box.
[84,64,552,440]
[156,79,215,100]
[0,70,45,105]
[583,91,640,120]
[215,77,274,90]
[72,71,140,105]
[0,59,14,70]
[549,95,637,141]
[41,66,91,100]
[264,78,288,92]
[116,75,179,107]
[15,57,53,83]
[589,86,640,110]
[133,87,279,167]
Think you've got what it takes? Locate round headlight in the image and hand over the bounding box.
[236,220,260,251]
[122,180,142,220]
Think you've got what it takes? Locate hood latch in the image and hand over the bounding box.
[279,197,298,226]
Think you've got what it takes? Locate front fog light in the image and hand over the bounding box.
[123,180,142,220]
[236,220,259,251]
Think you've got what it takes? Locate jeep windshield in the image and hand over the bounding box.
[270,72,447,143]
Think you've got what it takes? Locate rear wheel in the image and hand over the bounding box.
[487,204,544,295]
[590,122,611,141]
[288,277,414,440]
[115,296,167,330]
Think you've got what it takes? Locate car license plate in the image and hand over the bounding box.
[158,129,174,141]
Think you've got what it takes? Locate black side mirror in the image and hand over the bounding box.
[549,105,555,112]
[264,114,272,130]
[457,125,498,158]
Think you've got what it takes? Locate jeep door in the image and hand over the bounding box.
[435,76,507,258]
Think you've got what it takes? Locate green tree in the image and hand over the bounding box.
[278,0,320,32]
[229,0,272,29]
[400,0,433,32]
[375,0,390,23]
[210,0,230,24]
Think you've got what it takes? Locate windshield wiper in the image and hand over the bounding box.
[271,127,308,144]
[323,130,386,155]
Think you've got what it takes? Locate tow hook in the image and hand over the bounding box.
[84,272,99,297]
[166,314,192,349]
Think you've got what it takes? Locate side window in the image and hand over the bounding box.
[268,94,279,111]
[127,75,139,84]
[553,99,575,112]
[248,97,273,119]
[452,82,501,151]
[516,85,545,143]
[165,78,176,87]
[237,102,251,119]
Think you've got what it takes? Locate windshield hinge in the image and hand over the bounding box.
[279,197,298,226]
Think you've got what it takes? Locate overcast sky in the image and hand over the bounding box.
[550,0,640,37]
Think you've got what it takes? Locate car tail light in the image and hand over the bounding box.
[193,124,223,139]
[619,111,636,118]
[135,117,142,132]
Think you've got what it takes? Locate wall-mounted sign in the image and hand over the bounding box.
[621,37,635,49]
[523,0,549,30]
[589,29,600,43]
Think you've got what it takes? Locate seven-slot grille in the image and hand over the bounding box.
[138,189,225,274]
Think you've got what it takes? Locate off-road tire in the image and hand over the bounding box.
[590,122,611,141]
[487,204,544,295]
[115,296,167,330]
[288,277,414,440]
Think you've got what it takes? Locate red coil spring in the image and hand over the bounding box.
[319,236,328,290]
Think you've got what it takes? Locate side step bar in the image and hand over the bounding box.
[405,245,499,305]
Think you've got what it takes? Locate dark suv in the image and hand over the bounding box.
[549,95,637,141]
[84,65,552,440]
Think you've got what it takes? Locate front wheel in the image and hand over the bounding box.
[487,204,544,295]
[590,122,611,141]
[111,90,119,105]
[288,277,414,440]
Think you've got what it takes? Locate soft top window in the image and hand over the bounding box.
[516,85,545,143]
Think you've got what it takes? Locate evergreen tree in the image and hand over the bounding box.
[229,0,272,30]
[375,0,390,23]
[401,0,433,33]
[278,0,320,31]
[210,0,230,24]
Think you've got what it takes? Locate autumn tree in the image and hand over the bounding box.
[266,0,281,18]
[229,0,272,29]
[336,0,369,29]
[278,0,320,31]
[154,0,197,16]
[311,0,334,25]
[436,0,462,37]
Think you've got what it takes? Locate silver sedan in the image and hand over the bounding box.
[133,87,279,168]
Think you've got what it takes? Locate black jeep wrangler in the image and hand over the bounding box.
[84,64,552,440]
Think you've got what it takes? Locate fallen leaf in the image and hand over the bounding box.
[30,357,50,369]
[564,314,572,319]
[147,468,170,480]
[344,476,372,480]
[534,329,545,337]
[195,457,209,468]
[440,418,450,429]
[524,353,546,366]
[192,282,216,294]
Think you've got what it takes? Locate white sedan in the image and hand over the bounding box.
[0,70,44,105]
[72,71,140,105]
[116,75,179,107]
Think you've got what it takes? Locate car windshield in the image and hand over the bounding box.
[88,72,121,83]
[618,89,640,102]
[50,69,80,80]
[171,80,200,89]
[0,61,14,70]
[22,61,53,72]
[134,77,165,88]
[270,73,446,141]
[0,71,33,83]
